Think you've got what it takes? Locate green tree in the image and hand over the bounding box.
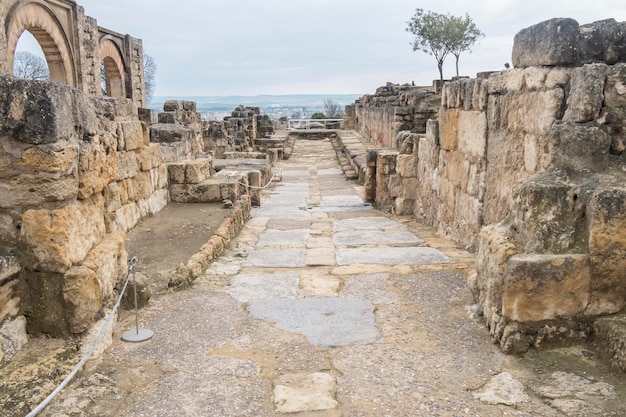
[447,14,484,77]
[406,9,450,81]
[311,112,326,119]
[406,9,484,80]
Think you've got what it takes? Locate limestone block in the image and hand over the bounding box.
[396,154,417,177]
[118,121,148,152]
[475,224,518,333]
[549,124,611,171]
[79,139,117,199]
[513,175,586,253]
[132,171,154,201]
[507,89,564,135]
[115,150,139,181]
[466,160,486,199]
[167,162,186,184]
[523,67,549,90]
[586,187,626,315]
[426,119,439,145]
[63,266,102,334]
[93,96,138,122]
[545,68,571,89]
[163,100,196,112]
[20,144,78,174]
[472,78,489,111]
[444,151,469,189]
[19,271,66,336]
[487,70,525,95]
[0,278,19,324]
[458,111,487,158]
[19,195,106,273]
[186,158,211,183]
[0,77,98,145]
[456,192,481,229]
[156,164,168,189]
[119,179,133,204]
[149,123,194,144]
[604,64,626,109]
[502,254,591,322]
[169,178,224,203]
[377,151,398,175]
[135,143,162,171]
[104,181,122,213]
[82,230,126,303]
[579,19,626,65]
[114,203,141,232]
[438,109,458,151]
[512,18,581,68]
[387,174,403,197]
[0,174,78,209]
[137,189,168,217]
[563,64,608,123]
[0,316,28,362]
[463,79,476,111]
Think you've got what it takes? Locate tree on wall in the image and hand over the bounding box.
[143,54,156,104]
[406,9,483,80]
[406,9,450,81]
[447,14,484,77]
[13,51,49,80]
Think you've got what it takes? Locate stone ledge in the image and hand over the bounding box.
[168,195,251,289]
[593,314,626,372]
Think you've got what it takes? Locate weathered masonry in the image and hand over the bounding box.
[0,0,146,106]
[342,18,626,355]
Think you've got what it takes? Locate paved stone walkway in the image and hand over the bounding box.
[39,137,626,417]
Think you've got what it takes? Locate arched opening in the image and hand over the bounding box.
[6,2,75,85]
[99,39,126,98]
[13,30,49,80]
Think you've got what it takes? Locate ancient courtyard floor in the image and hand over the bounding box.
[7,136,626,416]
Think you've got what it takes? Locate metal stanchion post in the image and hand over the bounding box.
[122,257,154,342]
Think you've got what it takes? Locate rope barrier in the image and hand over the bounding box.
[25,257,138,417]
[232,163,283,191]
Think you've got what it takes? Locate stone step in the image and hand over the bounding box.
[593,314,626,372]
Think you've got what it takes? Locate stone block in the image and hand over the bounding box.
[512,18,581,68]
[149,124,194,144]
[0,174,78,209]
[475,224,518,334]
[458,111,487,158]
[438,109,458,151]
[579,19,626,65]
[444,151,469,189]
[377,151,398,175]
[115,150,139,181]
[78,140,117,199]
[169,179,224,203]
[82,230,126,303]
[0,316,28,362]
[137,189,168,217]
[185,158,212,183]
[134,143,162,171]
[103,181,122,213]
[92,96,138,121]
[396,154,417,177]
[18,271,67,336]
[563,64,608,123]
[586,187,626,315]
[163,100,196,112]
[132,171,154,201]
[167,162,186,184]
[513,175,587,253]
[0,77,98,145]
[118,121,147,151]
[426,119,439,146]
[502,254,590,322]
[19,195,106,273]
[593,315,626,372]
[549,124,612,172]
[487,70,525,95]
[62,266,102,334]
[20,143,78,174]
[466,160,486,199]
[523,67,549,90]
[114,203,141,232]
[507,89,564,135]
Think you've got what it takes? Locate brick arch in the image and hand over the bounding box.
[99,38,126,97]
[6,1,76,85]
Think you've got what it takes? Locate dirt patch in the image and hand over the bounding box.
[124,202,230,295]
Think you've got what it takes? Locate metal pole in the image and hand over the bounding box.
[122,257,154,343]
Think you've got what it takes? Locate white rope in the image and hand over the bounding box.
[232,163,283,190]
[26,258,137,417]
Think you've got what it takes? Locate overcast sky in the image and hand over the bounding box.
[17,0,626,96]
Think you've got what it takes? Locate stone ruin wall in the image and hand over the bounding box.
[0,0,146,106]
[354,18,626,352]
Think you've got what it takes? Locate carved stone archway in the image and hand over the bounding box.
[99,38,126,98]
[5,1,76,85]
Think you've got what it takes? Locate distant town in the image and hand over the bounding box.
[148,94,363,121]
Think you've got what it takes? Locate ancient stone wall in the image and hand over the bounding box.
[357,17,626,352]
[0,77,167,354]
[1,0,146,106]
[353,82,440,148]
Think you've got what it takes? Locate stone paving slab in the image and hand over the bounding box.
[257,230,310,247]
[333,217,407,230]
[244,248,306,267]
[336,247,451,265]
[247,298,382,346]
[333,230,424,246]
[228,273,300,302]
